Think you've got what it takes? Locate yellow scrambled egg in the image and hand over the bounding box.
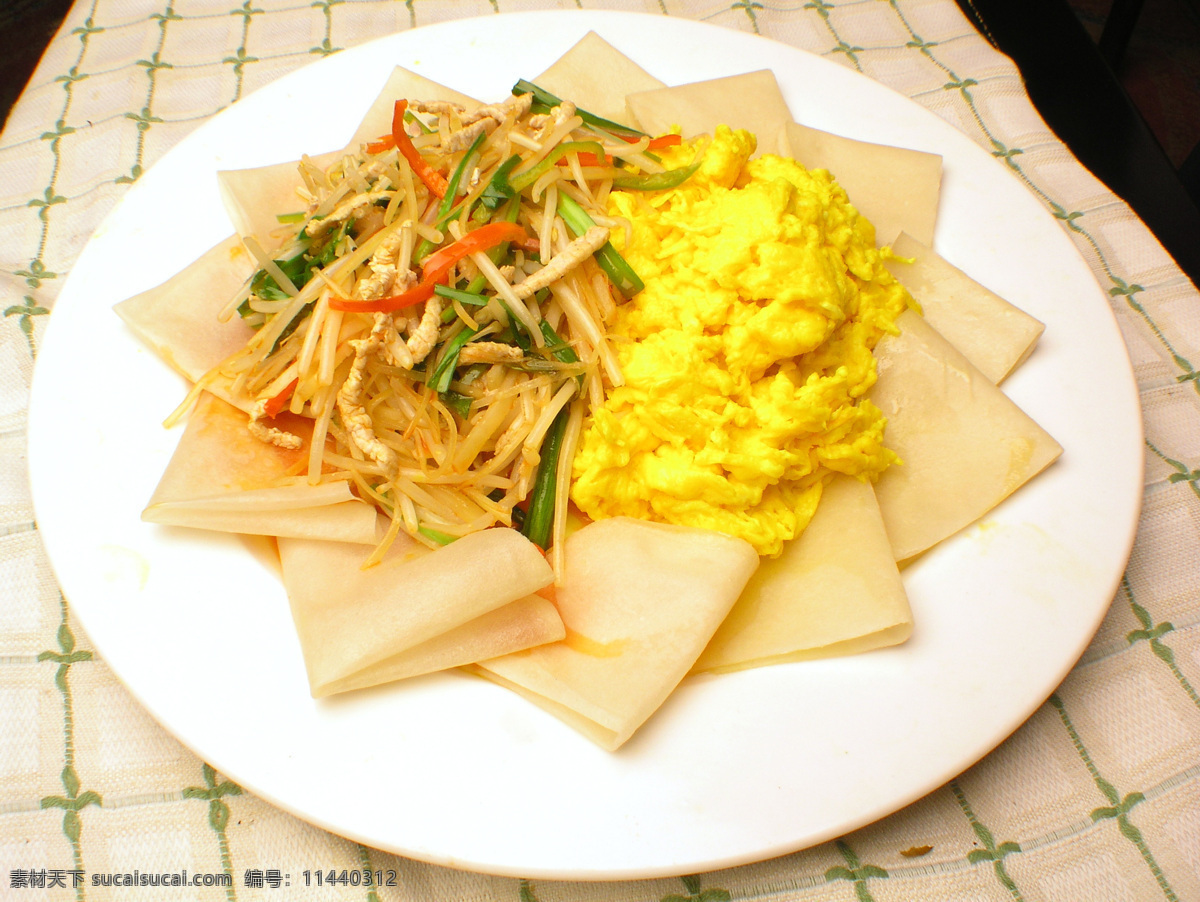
[569,126,913,557]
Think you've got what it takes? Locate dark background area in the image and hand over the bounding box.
[2,0,1198,279]
[1071,0,1200,171]
[957,0,1200,283]
[1,0,76,127]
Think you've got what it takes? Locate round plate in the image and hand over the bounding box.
[28,10,1142,880]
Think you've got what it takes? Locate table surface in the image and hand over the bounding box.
[3,1,1199,900]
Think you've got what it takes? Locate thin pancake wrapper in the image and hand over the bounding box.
[347,65,482,147]
[143,390,378,543]
[280,528,557,697]
[783,122,941,248]
[886,232,1044,384]
[114,234,256,400]
[533,32,666,127]
[626,70,793,155]
[870,309,1062,561]
[475,518,759,751]
[315,596,564,697]
[693,474,912,674]
[217,150,342,253]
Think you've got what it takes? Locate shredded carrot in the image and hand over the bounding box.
[263,378,298,418]
[328,221,527,313]
[391,100,447,198]
[365,134,394,155]
[621,133,683,150]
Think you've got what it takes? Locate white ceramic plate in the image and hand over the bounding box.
[28,11,1142,880]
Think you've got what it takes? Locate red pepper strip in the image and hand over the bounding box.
[328,221,528,314]
[613,133,683,150]
[644,134,683,150]
[336,279,436,315]
[392,100,448,198]
[364,134,394,154]
[560,151,610,167]
[263,378,298,418]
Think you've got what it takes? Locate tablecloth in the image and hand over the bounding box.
[3,0,1199,899]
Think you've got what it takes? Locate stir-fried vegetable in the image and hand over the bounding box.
[511,79,644,138]
[522,405,570,549]
[557,194,643,297]
[193,82,702,569]
[327,221,528,314]
[392,100,448,197]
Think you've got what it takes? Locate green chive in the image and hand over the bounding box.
[429,327,478,393]
[415,129,489,262]
[418,525,458,545]
[439,390,474,419]
[512,79,644,139]
[557,193,644,297]
[434,284,490,306]
[521,405,570,550]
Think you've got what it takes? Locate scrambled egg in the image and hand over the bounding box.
[569,126,913,557]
